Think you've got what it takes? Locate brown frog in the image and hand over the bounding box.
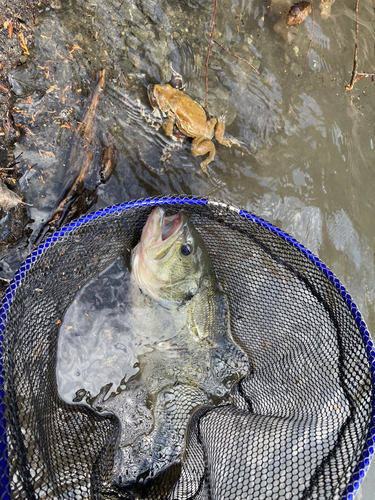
[147,82,238,174]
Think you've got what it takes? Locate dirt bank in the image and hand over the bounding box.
[0,0,50,154]
[0,0,49,279]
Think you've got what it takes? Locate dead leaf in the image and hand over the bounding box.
[0,181,29,210]
[45,85,60,94]
[286,1,311,27]
[56,51,68,63]
[320,0,335,20]
[19,33,29,55]
[99,141,117,183]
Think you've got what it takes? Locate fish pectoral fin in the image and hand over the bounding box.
[188,295,210,340]
[189,316,207,340]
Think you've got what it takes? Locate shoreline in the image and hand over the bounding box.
[0,0,49,283]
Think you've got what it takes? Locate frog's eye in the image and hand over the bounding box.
[180,244,192,256]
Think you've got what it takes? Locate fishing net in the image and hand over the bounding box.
[0,195,374,500]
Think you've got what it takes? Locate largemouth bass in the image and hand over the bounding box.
[113,207,250,486]
[132,207,227,339]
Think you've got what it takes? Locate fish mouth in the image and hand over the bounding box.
[161,212,182,241]
[143,208,183,261]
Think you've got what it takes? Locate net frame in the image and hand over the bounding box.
[0,194,374,500]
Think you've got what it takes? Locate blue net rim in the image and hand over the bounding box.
[0,194,373,500]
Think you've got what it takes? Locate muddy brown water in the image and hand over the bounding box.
[1,0,375,495]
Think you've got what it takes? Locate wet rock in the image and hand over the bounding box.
[273,16,296,44]
[131,26,155,43]
[8,65,43,96]
[290,61,302,76]
[0,180,26,210]
[271,0,296,43]
[125,34,140,50]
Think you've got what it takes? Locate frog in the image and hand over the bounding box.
[147,79,238,175]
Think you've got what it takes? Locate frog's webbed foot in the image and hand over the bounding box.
[141,159,166,175]
[160,148,172,166]
[204,175,227,194]
[215,113,240,148]
[219,111,227,122]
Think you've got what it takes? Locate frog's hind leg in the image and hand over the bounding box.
[214,113,239,148]
[191,137,216,175]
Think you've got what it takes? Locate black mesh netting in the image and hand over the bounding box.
[0,196,374,500]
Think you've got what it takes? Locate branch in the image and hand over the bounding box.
[205,0,261,113]
[205,0,218,114]
[345,0,360,91]
[212,40,260,75]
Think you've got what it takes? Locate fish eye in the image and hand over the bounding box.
[180,244,192,256]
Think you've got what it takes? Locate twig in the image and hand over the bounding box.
[119,68,130,88]
[205,0,261,113]
[348,73,375,87]
[345,0,360,91]
[301,0,314,78]
[212,40,260,75]
[46,69,105,227]
[205,0,218,114]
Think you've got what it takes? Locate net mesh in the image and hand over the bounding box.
[0,196,374,500]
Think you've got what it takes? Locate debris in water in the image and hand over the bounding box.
[0,180,29,211]
[319,0,335,20]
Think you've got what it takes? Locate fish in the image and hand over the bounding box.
[132,207,211,302]
[131,206,226,339]
[113,207,250,486]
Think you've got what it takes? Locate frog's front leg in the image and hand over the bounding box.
[191,136,216,175]
[163,114,176,138]
[139,103,163,131]
[214,113,240,148]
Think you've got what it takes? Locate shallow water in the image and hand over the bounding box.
[2,0,375,495]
